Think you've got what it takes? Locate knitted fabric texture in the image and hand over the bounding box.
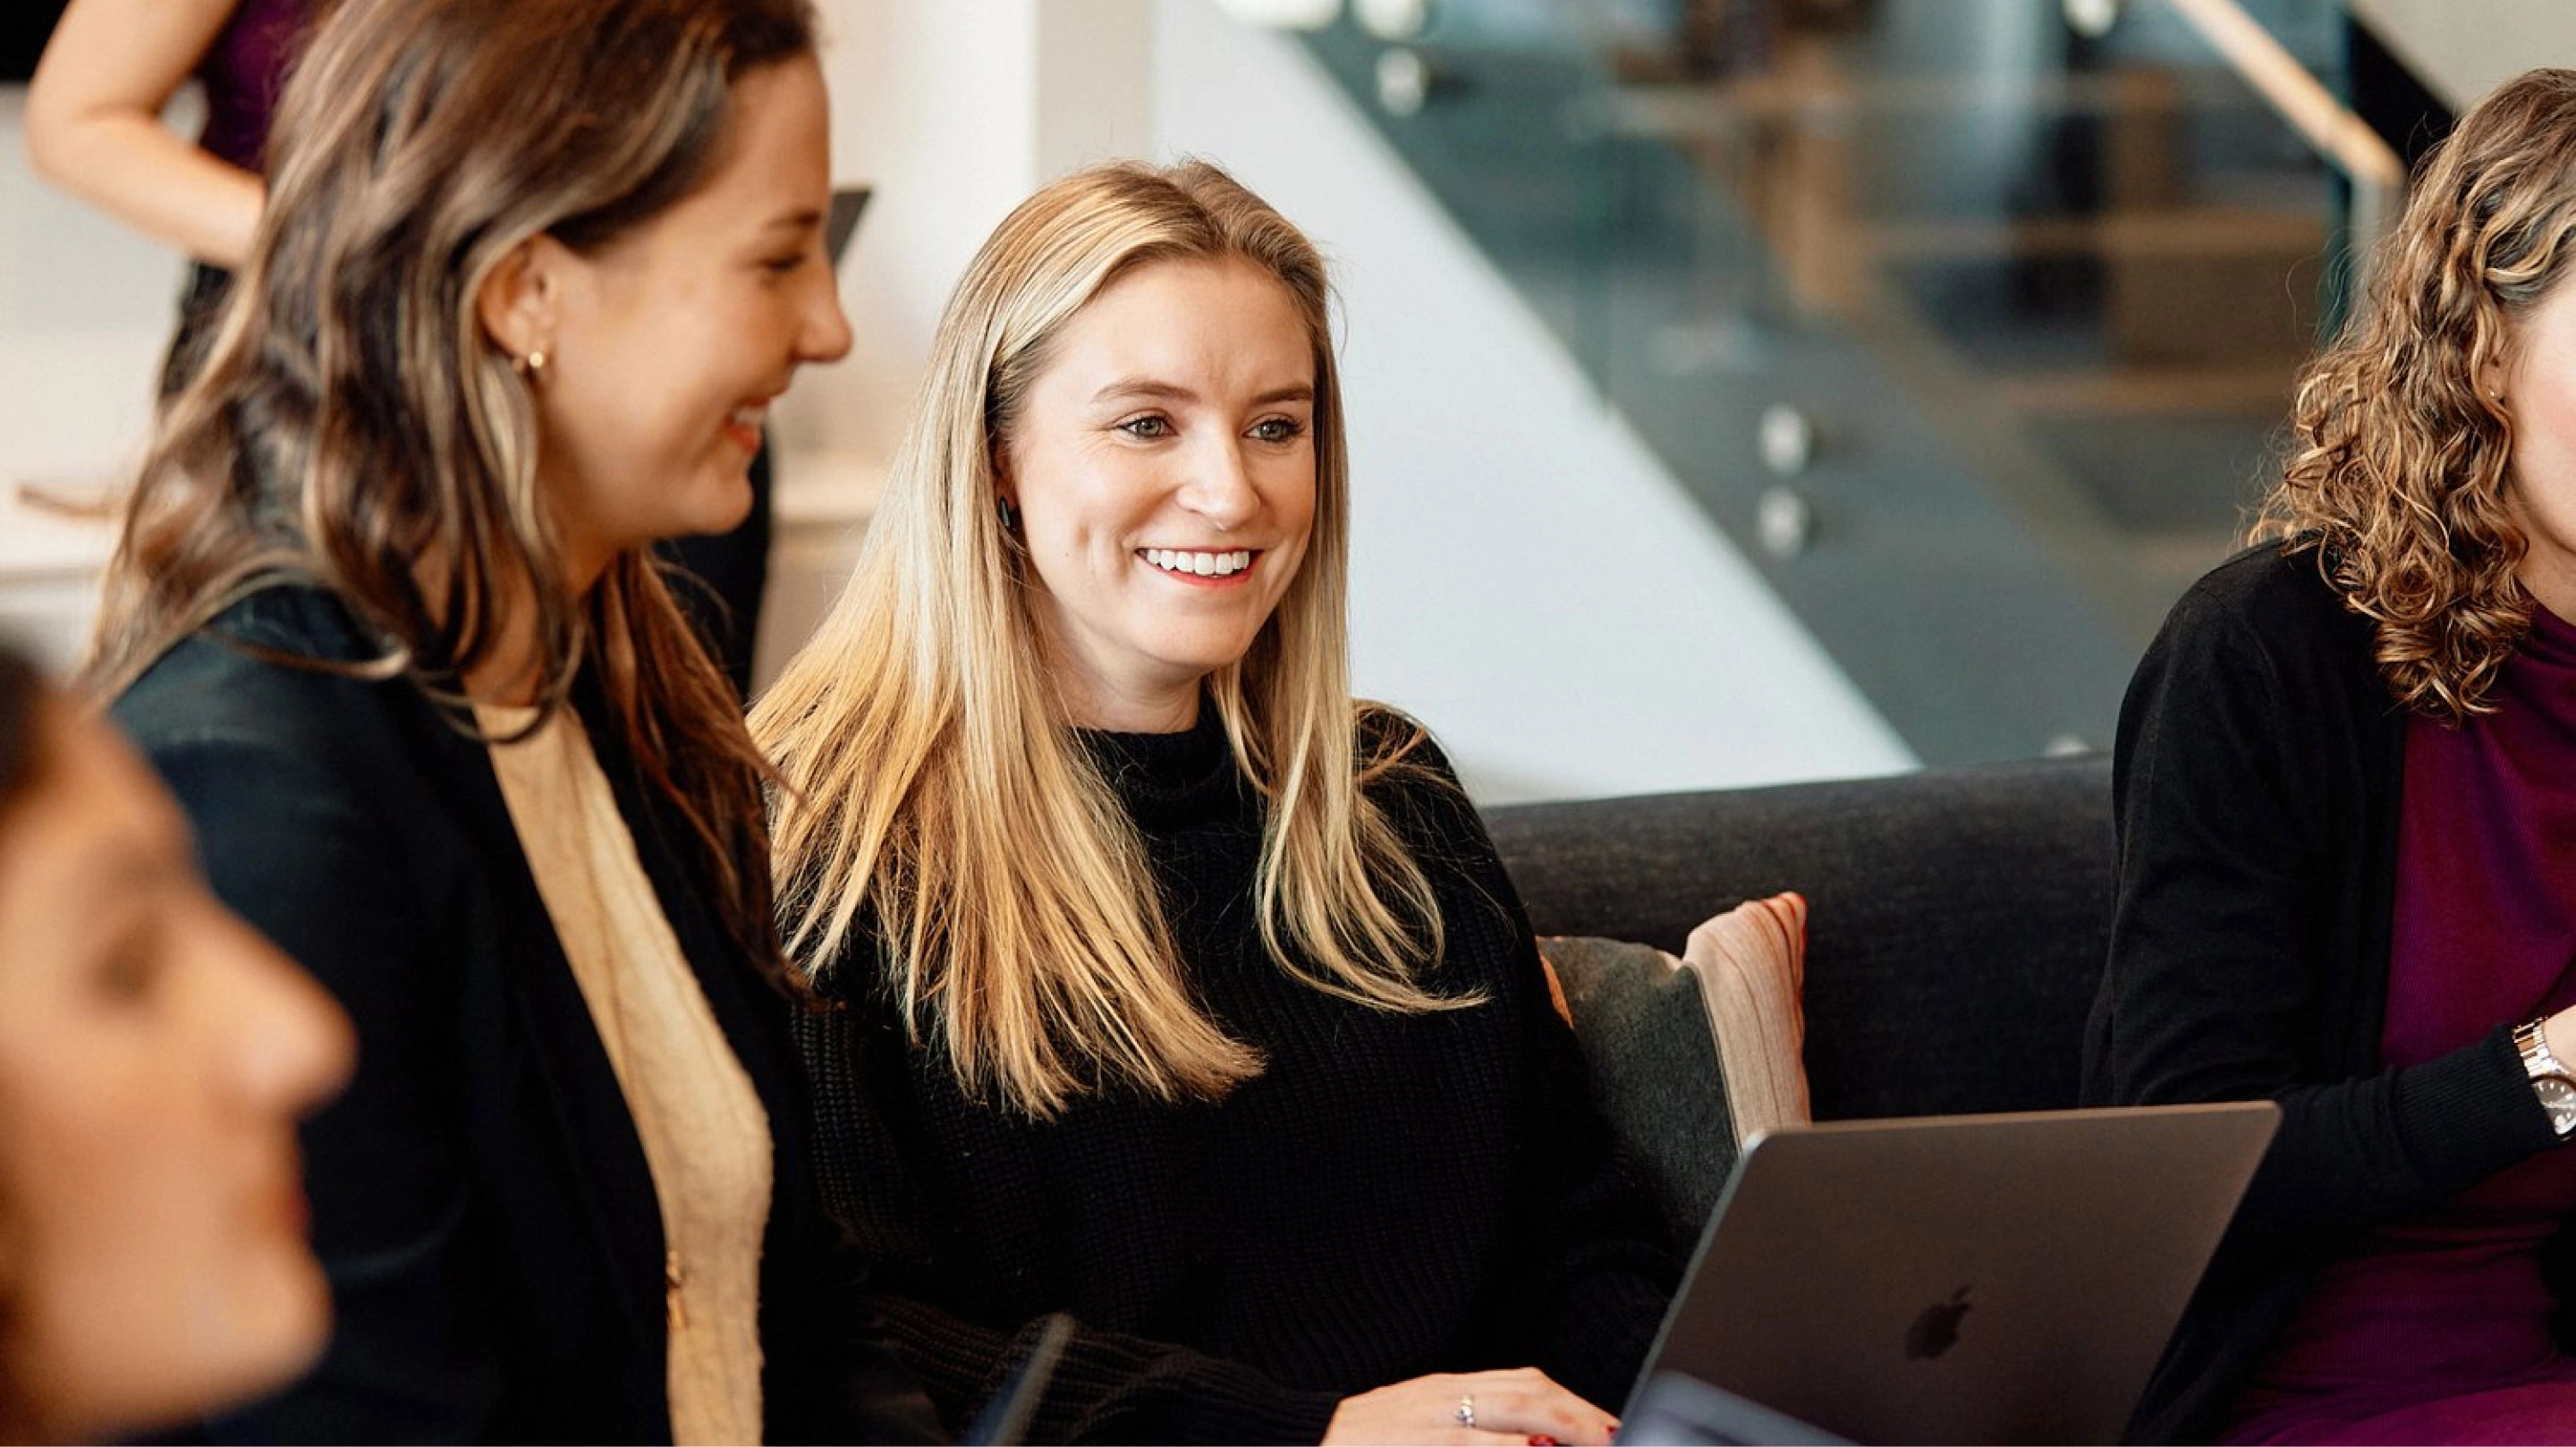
[799,708,1676,1443]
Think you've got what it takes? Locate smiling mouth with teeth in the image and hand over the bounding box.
[1141,548,1256,579]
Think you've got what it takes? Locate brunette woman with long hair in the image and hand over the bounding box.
[82,0,934,1438]
[758,159,1674,1445]
[2087,66,2576,1445]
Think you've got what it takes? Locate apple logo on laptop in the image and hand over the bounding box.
[1904,1285,1973,1360]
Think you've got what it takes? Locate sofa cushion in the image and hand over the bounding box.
[1541,893,1812,1241]
[1488,757,2114,1121]
[1685,891,1811,1139]
[1541,935,1728,1243]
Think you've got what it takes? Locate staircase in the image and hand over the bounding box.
[1291,0,2411,762]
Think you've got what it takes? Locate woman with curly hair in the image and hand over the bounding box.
[2085,66,2576,1446]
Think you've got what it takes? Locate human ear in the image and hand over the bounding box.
[474,235,572,369]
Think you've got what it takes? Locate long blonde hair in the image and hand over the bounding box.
[758,160,1470,1118]
[2253,67,2576,722]
[81,0,815,974]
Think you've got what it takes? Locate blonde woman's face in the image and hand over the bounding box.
[1003,257,1320,732]
[0,705,352,1441]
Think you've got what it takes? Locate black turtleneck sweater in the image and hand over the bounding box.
[797,707,1678,1444]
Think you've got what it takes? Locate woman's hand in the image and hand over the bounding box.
[2546,1006,2576,1065]
[1321,1367,1619,1445]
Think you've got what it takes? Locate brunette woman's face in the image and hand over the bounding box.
[521,54,852,584]
[0,704,352,1441]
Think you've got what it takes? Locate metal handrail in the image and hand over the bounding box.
[2158,0,2407,292]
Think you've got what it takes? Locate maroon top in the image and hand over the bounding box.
[2221,602,2576,1443]
[195,0,312,173]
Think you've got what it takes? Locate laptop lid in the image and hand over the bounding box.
[1630,1102,2277,1446]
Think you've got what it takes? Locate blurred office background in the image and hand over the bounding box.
[0,0,2555,800]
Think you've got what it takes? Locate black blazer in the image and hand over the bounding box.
[113,584,940,1444]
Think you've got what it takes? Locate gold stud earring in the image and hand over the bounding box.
[513,349,548,381]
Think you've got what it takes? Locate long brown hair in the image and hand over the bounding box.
[81,0,814,972]
[2254,67,2576,722]
[0,644,38,828]
[757,161,1472,1120]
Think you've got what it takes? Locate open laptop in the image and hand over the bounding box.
[1619,1102,2277,1446]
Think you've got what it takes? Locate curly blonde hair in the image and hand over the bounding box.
[2255,67,2576,722]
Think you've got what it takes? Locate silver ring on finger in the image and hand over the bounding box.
[1456,1393,1478,1429]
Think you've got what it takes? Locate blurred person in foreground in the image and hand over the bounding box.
[0,640,351,1443]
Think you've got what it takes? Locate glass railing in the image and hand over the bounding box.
[1296,0,2399,763]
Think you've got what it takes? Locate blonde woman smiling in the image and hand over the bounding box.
[758,160,1676,1446]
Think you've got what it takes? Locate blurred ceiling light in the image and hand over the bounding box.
[2063,0,2121,39]
[1376,47,1430,115]
[1215,0,1343,30]
[1355,0,1434,41]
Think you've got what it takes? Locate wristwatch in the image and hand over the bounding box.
[2514,1017,2576,1142]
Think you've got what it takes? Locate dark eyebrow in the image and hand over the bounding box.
[762,208,826,236]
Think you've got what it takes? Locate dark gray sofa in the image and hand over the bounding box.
[1483,757,2116,1127]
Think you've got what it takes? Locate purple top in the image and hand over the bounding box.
[195,0,312,173]
[2221,602,2576,1443]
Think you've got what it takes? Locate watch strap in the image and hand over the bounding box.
[2514,1017,2576,1141]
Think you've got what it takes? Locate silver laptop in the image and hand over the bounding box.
[1622,1102,2277,1446]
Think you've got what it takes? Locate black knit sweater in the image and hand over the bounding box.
[798,709,1678,1444]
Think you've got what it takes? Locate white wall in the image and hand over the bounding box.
[0,87,183,491]
[789,1,1154,460]
[2345,0,2576,110]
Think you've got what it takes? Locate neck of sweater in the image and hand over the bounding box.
[1075,701,1244,830]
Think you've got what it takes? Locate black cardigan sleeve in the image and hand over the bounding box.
[2087,555,2556,1251]
[141,723,510,1442]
